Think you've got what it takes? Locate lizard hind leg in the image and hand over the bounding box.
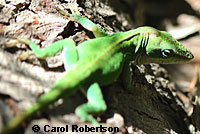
[75,82,107,125]
[17,37,79,70]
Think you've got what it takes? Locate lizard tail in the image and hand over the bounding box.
[1,76,78,134]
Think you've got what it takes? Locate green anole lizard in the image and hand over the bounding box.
[1,6,194,134]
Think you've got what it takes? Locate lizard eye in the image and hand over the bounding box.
[161,49,170,57]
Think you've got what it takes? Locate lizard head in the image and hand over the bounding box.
[138,27,194,64]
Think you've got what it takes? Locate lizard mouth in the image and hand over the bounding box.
[137,53,194,65]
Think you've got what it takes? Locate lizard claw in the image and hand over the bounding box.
[8,37,36,61]
[55,6,71,17]
[56,3,83,21]
[17,51,34,61]
[69,3,81,15]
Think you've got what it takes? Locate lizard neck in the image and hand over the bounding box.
[120,34,144,65]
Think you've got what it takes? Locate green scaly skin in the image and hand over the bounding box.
[1,7,194,134]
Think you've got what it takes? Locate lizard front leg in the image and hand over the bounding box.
[56,5,108,38]
[75,82,107,125]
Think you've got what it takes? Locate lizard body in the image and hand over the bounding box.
[1,7,193,134]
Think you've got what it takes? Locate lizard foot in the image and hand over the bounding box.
[56,3,81,20]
